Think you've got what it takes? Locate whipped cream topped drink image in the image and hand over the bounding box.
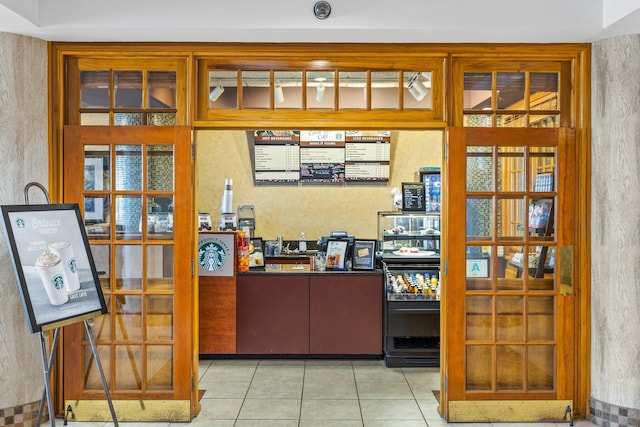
[35,250,69,305]
[48,241,80,292]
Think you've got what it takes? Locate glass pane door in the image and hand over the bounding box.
[63,126,196,419]
[444,127,575,421]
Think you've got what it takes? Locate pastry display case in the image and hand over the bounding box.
[378,211,441,367]
[378,211,440,262]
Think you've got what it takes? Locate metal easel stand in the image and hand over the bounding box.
[24,182,119,427]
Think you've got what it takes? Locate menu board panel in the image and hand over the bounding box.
[344,131,390,182]
[253,130,300,184]
[252,130,391,185]
[300,131,346,183]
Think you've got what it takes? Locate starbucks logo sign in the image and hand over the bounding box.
[53,274,65,290]
[69,258,77,274]
[198,241,227,272]
[15,217,25,228]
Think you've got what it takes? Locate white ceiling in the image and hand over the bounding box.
[0,0,639,43]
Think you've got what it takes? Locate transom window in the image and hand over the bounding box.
[463,72,560,128]
[207,69,433,111]
[79,70,177,126]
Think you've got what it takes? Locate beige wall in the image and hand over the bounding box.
[196,130,442,242]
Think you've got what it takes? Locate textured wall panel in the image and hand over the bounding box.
[591,34,640,410]
[0,32,48,409]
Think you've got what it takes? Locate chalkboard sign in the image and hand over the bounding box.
[402,182,426,212]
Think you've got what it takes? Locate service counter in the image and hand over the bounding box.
[199,267,383,357]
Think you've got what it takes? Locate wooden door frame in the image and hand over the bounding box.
[48,42,591,421]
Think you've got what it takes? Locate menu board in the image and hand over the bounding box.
[344,131,390,182]
[254,131,300,184]
[253,130,390,185]
[402,182,426,212]
[300,131,345,183]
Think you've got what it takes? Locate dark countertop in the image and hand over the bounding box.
[241,264,382,274]
[265,252,316,261]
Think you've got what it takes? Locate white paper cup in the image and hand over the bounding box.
[36,251,69,305]
[49,241,81,292]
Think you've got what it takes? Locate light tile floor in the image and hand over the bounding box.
[52,358,596,427]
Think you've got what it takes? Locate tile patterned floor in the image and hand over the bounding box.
[49,359,596,427]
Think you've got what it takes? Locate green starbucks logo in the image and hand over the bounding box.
[53,274,65,290]
[15,217,25,228]
[69,258,77,274]
[198,242,226,272]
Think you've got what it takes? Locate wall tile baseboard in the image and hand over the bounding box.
[590,396,640,427]
[0,401,48,427]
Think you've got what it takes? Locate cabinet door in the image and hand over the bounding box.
[310,274,382,354]
[199,276,236,354]
[237,274,309,354]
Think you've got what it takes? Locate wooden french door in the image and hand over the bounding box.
[62,126,197,421]
[443,127,576,422]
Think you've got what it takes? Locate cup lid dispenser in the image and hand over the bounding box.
[237,205,255,237]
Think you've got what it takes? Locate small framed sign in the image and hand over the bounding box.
[325,239,348,270]
[0,204,108,333]
[466,258,489,278]
[352,239,377,270]
[402,182,426,212]
[249,237,265,269]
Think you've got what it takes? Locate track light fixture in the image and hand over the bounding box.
[408,73,429,102]
[274,84,285,103]
[209,85,225,102]
[316,83,325,102]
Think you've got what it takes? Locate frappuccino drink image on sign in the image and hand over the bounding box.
[1,204,107,333]
[48,240,81,292]
[35,250,69,305]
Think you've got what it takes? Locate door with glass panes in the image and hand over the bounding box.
[444,127,576,422]
[62,126,196,420]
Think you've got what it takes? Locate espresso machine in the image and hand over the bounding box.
[237,205,256,237]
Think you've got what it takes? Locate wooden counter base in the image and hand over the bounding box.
[199,271,383,356]
[199,275,236,354]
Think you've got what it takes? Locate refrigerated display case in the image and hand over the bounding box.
[378,211,441,367]
[378,211,440,261]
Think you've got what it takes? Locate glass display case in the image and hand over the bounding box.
[378,211,442,367]
[382,263,440,367]
[378,211,440,261]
